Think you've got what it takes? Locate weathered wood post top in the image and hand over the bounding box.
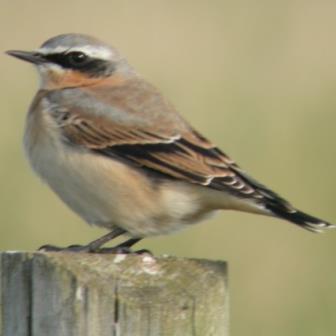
[0,252,228,336]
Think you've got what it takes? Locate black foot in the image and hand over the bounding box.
[38,235,147,254]
[38,244,94,253]
[95,238,151,255]
[97,246,152,255]
[37,228,126,253]
[38,244,151,255]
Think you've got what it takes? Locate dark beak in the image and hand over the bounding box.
[6,50,43,64]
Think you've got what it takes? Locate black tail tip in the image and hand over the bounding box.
[266,205,335,233]
[296,212,335,233]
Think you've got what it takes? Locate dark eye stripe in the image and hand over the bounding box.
[42,53,115,77]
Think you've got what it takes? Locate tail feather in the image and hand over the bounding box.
[226,164,334,232]
[266,203,335,233]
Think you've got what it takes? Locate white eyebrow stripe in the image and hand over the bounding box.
[37,45,114,60]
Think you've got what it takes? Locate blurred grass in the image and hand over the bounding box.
[1,1,336,335]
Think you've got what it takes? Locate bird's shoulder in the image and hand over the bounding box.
[42,77,186,131]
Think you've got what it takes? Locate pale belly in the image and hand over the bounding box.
[24,129,218,236]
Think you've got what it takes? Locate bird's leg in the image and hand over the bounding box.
[38,227,126,253]
[97,237,151,254]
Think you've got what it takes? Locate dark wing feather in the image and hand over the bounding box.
[58,110,274,201]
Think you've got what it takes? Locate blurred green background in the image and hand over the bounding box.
[1,1,336,335]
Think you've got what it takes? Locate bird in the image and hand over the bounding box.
[6,33,334,253]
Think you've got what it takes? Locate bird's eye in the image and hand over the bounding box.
[66,51,89,67]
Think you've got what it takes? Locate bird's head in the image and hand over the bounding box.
[6,33,133,89]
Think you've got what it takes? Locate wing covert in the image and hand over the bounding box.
[58,110,261,198]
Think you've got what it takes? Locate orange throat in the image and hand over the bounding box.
[41,69,126,90]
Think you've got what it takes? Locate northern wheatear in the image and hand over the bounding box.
[6,34,334,252]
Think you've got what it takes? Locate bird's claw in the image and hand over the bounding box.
[38,244,151,255]
[38,244,95,253]
[96,246,152,255]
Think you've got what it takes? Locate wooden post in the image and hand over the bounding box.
[0,252,228,336]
